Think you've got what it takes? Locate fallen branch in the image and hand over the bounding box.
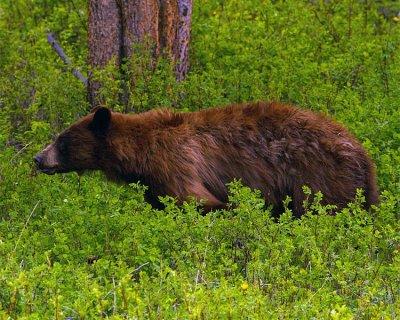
[47,32,88,86]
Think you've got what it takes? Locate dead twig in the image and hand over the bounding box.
[47,32,88,86]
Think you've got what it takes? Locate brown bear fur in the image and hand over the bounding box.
[35,102,379,216]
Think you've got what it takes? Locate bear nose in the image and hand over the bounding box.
[34,154,43,167]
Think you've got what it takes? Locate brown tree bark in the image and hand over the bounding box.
[88,0,121,107]
[88,0,193,108]
[174,0,192,81]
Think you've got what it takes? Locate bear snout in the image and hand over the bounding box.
[33,154,43,167]
[34,153,55,175]
[34,144,61,175]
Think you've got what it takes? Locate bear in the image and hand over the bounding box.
[34,102,379,216]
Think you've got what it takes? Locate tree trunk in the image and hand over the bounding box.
[174,0,192,81]
[88,0,122,107]
[88,0,193,108]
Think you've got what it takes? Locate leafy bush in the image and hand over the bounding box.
[0,0,399,318]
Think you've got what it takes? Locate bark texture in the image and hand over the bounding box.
[88,0,193,108]
[88,0,121,107]
[174,0,192,81]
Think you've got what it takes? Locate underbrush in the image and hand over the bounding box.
[0,150,399,318]
[0,0,400,318]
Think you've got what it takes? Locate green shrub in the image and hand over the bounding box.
[0,0,399,318]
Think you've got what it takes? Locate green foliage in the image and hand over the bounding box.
[0,0,399,318]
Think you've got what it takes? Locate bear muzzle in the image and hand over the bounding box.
[34,144,63,175]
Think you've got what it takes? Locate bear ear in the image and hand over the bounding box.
[89,107,111,136]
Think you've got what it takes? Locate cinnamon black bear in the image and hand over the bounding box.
[34,102,378,216]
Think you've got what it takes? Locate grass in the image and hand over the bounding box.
[0,0,399,318]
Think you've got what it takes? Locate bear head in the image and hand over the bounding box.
[34,107,112,175]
